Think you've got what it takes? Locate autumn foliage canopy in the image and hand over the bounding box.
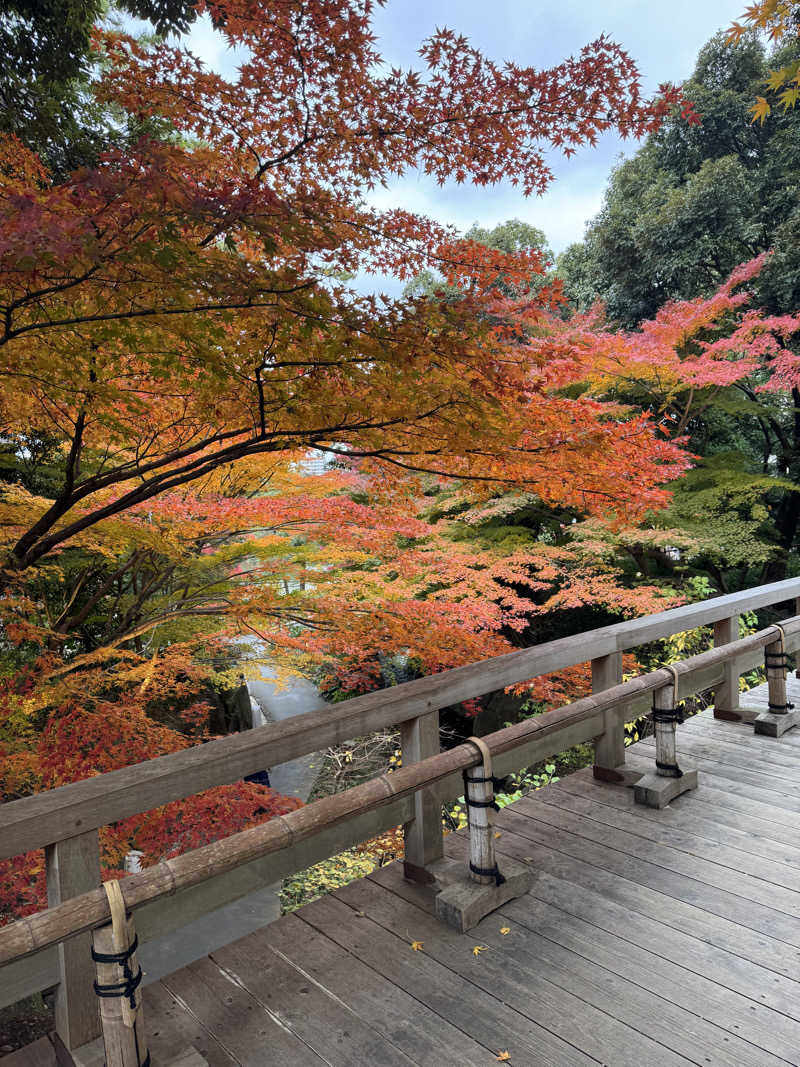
[2,0,762,920]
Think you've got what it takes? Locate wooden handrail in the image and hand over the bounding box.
[3,619,797,970]
[3,577,799,861]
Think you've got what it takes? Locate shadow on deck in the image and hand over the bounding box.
[10,683,800,1067]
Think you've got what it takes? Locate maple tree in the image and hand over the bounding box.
[551,254,800,589]
[0,1,697,578]
[0,1,702,922]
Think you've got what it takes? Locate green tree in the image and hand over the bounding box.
[559,33,800,325]
[0,0,198,173]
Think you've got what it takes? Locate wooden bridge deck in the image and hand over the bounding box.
[11,685,800,1067]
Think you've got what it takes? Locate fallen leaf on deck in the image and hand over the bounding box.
[472,944,487,956]
[494,831,502,839]
[500,927,511,936]
[410,940,424,952]
[496,1051,511,1062]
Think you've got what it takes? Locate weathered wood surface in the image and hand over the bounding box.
[4,580,799,861]
[12,694,789,1066]
[0,1038,57,1067]
[3,625,799,987]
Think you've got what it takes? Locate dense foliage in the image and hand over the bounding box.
[3,2,799,934]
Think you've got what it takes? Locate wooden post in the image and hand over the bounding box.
[45,830,102,1050]
[400,710,444,883]
[712,616,752,721]
[92,881,149,1067]
[755,626,800,737]
[634,672,697,808]
[591,653,639,785]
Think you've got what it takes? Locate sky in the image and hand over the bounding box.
[182,0,745,292]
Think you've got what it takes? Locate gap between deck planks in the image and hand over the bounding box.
[33,688,800,1067]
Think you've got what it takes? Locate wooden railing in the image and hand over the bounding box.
[2,577,800,1055]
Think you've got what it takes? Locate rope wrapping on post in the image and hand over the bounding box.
[765,625,795,714]
[651,665,685,779]
[92,880,150,1067]
[463,737,505,887]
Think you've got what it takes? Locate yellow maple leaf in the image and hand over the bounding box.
[751,95,772,124]
[410,940,424,952]
[500,926,511,936]
[496,1052,511,1062]
[472,944,487,956]
[494,831,502,839]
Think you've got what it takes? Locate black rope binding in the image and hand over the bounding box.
[765,650,789,669]
[462,769,500,810]
[467,772,510,791]
[769,702,796,714]
[651,703,685,725]
[91,935,138,965]
[92,934,144,1013]
[655,759,684,779]
[93,966,143,1010]
[469,861,506,886]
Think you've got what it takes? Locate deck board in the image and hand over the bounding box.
[14,679,800,1067]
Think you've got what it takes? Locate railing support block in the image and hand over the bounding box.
[634,768,698,809]
[434,858,532,933]
[754,708,800,737]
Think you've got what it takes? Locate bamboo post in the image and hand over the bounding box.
[400,710,444,883]
[634,668,698,808]
[91,880,149,1067]
[435,736,531,931]
[755,625,800,737]
[463,737,502,887]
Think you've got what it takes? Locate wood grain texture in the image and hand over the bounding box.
[16,701,800,1067]
[4,587,799,860]
[45,831,101,1050]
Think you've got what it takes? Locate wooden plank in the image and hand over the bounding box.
[0,946,58,1010]
[262,912,494,1066]
[477,821,800,997]
[506,794,800,928]
[5,583,799,859]
[624,747,800,811]
[638,733,800,784]
[135,794,412,943]
[297,891,599,1067]
[503,883,800,1067]
[161,956,330,1065]
[140,982,237,1067]
[328,877,697,1067]
[209,927,419,1066]
[367,862,784,1067]
[74,983,239,1067]
[684,716,800,751]
[45,832,101,1050]
[537,782,800,892]
[554,769,800,870]
[0,1038,57,1067]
